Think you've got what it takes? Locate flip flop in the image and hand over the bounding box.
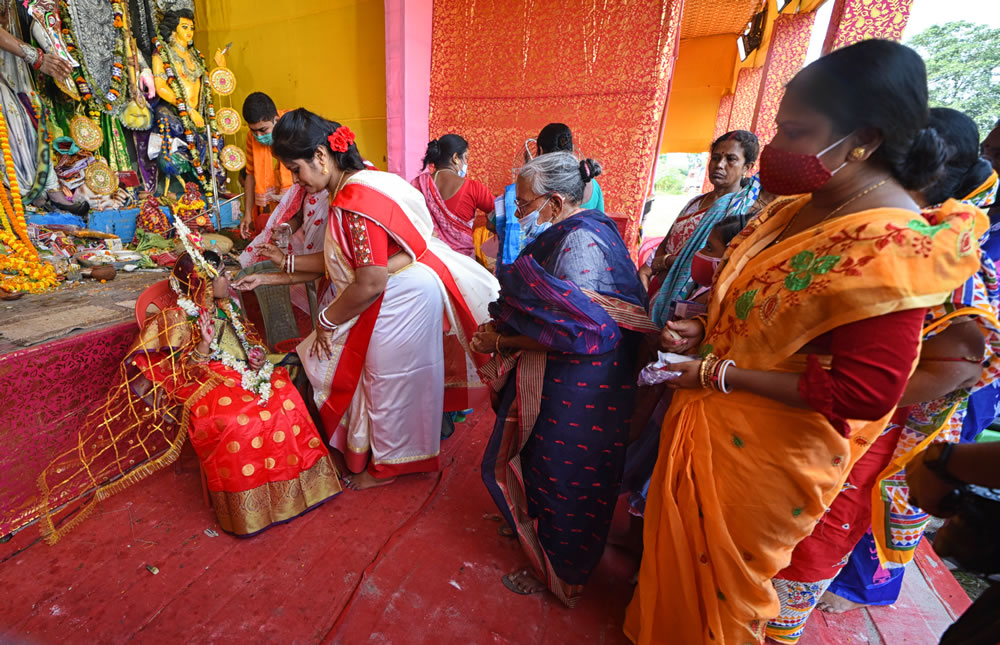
[501,569,545,595]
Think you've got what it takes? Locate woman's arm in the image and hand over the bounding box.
[232,270,323,291]
[321,265,388,323]
[472,180,496,215]
[907,441,1000,516]
[898,318,985,406]
[668,309,925,432]
[256,242,325,273]
[499,334,548,352]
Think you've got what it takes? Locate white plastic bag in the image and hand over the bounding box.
[637,352,696,386]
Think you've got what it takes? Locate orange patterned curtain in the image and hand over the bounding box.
[752,11,817,144]
[728,67,764,132]
[713,93,736,142]
[703,93,736,192]
[428,0,685,248]
[822,0,914,53]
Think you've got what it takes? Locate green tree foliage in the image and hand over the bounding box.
[654,166,686,195]
[907,21,1000,136]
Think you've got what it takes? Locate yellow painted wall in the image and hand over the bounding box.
[660,34,739,153]
[194,0,387,169]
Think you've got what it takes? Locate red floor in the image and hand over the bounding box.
[0,392,968,644]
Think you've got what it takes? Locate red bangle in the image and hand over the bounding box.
[31,49,43,71]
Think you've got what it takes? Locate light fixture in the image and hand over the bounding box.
[737,8,767,61]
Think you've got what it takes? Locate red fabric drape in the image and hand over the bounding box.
[822,0,915,54]
[427,0,685,250]
[752,12,818,145]
[728,66,764,132]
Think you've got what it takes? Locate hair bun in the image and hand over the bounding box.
[898,126,948,192]
[579,158,603,183]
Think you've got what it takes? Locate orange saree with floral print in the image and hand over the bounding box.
[624,197,987,645]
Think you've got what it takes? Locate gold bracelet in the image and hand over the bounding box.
[495,334,502,354]
[699,354,719,389]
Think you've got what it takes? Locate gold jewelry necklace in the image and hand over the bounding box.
[332,169,351,200]
[770,177,891,247]
[821,177,891,221]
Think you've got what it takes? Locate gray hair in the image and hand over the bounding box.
[518,151,603,205]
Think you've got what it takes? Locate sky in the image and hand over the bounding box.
[804,0,1000,64]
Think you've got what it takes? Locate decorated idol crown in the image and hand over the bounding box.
[172,214,219,280]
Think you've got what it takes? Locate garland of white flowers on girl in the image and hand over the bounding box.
[210,299,273,405]
[170,217,273,405]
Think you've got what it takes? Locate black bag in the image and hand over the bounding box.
[933,485,1000,575]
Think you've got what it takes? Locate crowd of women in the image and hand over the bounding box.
[42,36,1000,645]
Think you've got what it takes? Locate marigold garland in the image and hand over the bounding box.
[0,110,57,293]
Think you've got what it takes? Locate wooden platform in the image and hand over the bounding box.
[0,392,969,644]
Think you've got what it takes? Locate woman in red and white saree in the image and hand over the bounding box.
[247,109,498,489]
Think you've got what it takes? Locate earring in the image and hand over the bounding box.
[848,147,866,161]
[321,162,328,175]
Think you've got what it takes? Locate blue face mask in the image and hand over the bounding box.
[458,161,468,178]
[520,197,552,242]
[254,132,273,146]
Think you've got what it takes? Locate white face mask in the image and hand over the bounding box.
[458,161,468,178]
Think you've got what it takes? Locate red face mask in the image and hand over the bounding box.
[690,250,721,287]
[758,134,851,196]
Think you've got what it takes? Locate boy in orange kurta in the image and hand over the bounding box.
[238,92,294,238]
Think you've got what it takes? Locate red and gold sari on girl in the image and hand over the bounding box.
[624,197,986,645]
[37,264,341,543]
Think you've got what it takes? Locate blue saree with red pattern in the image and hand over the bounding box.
[479,210,653,607]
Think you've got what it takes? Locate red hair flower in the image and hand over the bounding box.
[327,126,355,153]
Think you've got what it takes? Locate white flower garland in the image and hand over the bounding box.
[170,275,274,405]
[209,299,274,405]
[172,214,218,278]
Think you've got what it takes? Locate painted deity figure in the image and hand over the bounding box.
[23,0,79,100]
[150,9,222,197]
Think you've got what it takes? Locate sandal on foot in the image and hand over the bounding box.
[502,569,545,595]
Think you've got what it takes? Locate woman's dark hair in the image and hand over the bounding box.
[272,108,365,171]
[422,134,468,170]
[713,215,749,248]
[923,107,994,204]
[159,9,194,43]
[242,92,278,124]
[712,129,759,165]
[784,39,946,191]
[537,123,573,155]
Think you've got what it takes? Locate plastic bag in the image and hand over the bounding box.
[637,352,696,386]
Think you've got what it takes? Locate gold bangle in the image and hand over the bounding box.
[495,334,502,354]
[699,353,719,389]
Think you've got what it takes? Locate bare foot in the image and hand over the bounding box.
[816,590,863,614]
[342,470,396,490]
[501,567,546,595]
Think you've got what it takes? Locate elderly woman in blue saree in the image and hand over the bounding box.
[471,152,656,607]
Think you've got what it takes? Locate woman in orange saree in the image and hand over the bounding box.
[624,40,987,645]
